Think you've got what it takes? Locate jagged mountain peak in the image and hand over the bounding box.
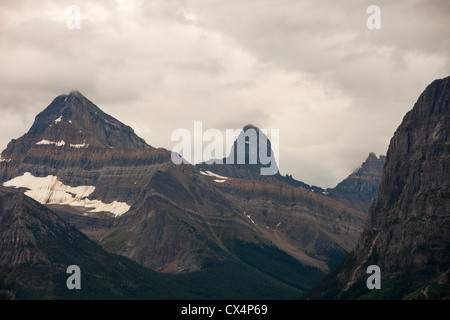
[364,152,385,163]
[366,152,377,161]
[0,91,171,217]
[197,122,279,178]
[229,124,276,163]
[25,91,150,149]
[358,152,385,174]
[325,152,385,212]
[29,90,95,130]
[242,123,259,131]
[68,89,83,97]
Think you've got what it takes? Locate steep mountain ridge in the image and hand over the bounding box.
[307,76,450,300]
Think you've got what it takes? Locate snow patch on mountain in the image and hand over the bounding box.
[36,140,66,147]
[3,172,130,217]
[70,143,88,148]
[200,170,229,180]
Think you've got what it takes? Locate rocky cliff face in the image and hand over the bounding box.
[326,152,385,212]
[307,76,450,300]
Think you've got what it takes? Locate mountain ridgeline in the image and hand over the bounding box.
[197,125,385,213]
[0,90,368,298]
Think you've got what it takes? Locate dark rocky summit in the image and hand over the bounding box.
[27,90,150,149]
[196,124,285,184]
[0,91,172,214]
[326,152,385,213]
[307,76,450,299]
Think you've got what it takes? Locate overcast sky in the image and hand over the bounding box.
[0,0,449,188]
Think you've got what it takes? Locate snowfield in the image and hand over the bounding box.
[3,172,130,217]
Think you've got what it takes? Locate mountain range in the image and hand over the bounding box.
[0,89,371,298]
[2,76,447,299]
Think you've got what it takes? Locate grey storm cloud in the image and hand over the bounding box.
[0,0,449,187]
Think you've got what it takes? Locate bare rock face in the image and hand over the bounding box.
[0,186,49,266]
[308,76,450,300]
